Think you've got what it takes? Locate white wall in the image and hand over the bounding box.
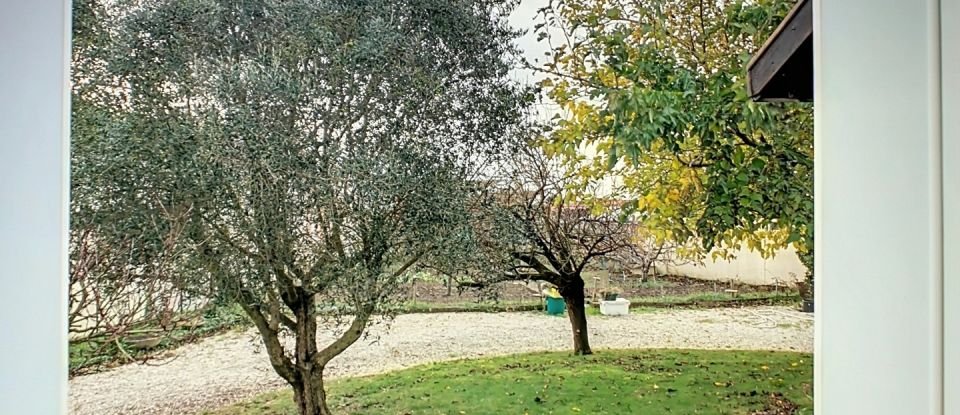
[0,1,71,413]
[941,0,958,412]
[815,0,945,413]
[656,246,806,286]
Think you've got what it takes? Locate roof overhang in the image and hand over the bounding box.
[746,0,813,102]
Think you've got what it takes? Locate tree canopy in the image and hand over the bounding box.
[72,0,530,413]
[532,0,814,280]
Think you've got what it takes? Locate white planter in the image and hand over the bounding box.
[599,298,631,316]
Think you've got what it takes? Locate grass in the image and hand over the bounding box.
[208,349,813,415]
[398,299,544,314]
[400,291,798,316]
[634,278,680,290]
[630,291,800,307]
[580,292,797,316]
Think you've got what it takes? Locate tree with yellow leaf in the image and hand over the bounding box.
[532,0,814,293]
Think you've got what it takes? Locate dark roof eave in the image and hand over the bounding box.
[746,0,813,102]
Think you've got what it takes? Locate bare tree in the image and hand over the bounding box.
[67,206,200,375]
[462,147,641,355]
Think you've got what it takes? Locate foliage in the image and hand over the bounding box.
[70,0,208,349]
[492,147,640,286]
[78,0,530,413]
[207,349,813,415]
[531,0,814,283]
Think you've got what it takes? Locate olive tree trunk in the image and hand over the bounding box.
[291,297,330,415]
[291,369,330,415]
[238,286,370,415]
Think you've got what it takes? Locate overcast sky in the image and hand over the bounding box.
[506,0,618,190]
[507,0,563,121]
[507,0,549,84]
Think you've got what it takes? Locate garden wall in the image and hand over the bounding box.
[656,245,807,286]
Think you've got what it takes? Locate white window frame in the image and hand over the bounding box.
[0,0,954,413]
[0,1,72,414]
[815,0,950,413]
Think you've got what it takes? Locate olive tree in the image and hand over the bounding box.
[96,0,529,413]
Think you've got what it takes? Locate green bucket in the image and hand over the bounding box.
[545,297,566,315]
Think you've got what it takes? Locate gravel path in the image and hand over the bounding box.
[69,306,812,415]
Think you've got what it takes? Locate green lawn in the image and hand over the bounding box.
[209,349,813,415]
[398,299,543,314]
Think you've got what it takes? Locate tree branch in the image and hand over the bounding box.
[315,312,370,367]
[675,153,711,168]
[237,288,297,384]
[513,252,562,282]
[728,126,760,148]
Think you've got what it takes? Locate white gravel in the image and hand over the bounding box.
[68,306,812,415]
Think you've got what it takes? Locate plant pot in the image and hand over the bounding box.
[599,298,630,316]
[545,297,566,315]
[801,299,814,313]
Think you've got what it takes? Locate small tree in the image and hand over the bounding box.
[462,147,640,355]
[95,1,528,413]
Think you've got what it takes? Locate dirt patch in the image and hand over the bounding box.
[751,393,801,415]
